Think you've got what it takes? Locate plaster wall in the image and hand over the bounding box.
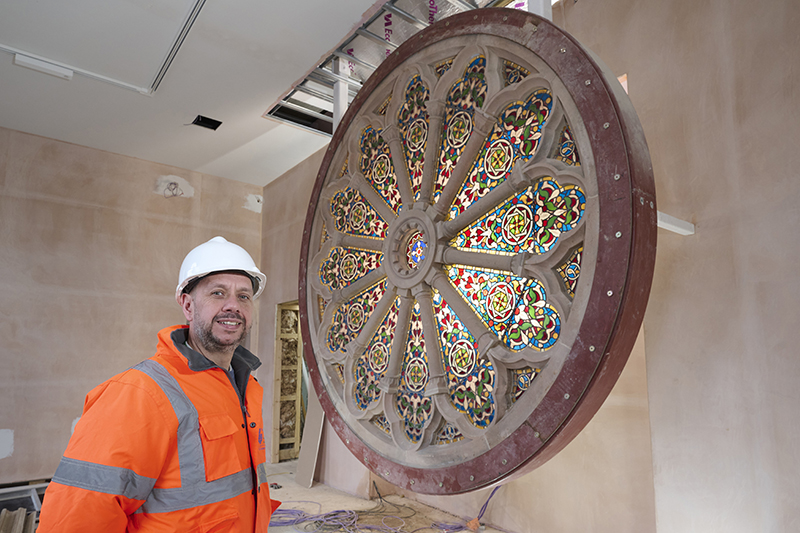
[555,0,800,530]
[258,145,327,463]
[257,0,800,531]
[0,126,263,483]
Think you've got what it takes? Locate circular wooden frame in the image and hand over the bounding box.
[299,8,656,494]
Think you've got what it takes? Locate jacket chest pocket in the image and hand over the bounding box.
[198,414,248,481]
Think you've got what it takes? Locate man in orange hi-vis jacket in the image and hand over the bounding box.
[38,236,281,532]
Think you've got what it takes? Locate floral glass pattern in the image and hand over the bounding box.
[319,247,383,291]
[554,124,580,166]
[503,60,530,86]
[434,56,487,204]
[510,367,541,403]
[330,188,389,240]
[326,279,387,353]
[360,126,402,213]
[452,178,585,255]
[310,46,589,454]
[449,89,553,219]
[354,297,400,410]
[398,75,430,201]
[433,290,495,427]
[446,265,560,351]
[395,302,433,442]
[556,246,583,298]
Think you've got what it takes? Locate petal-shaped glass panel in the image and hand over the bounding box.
[395,302,433,442]
[330,188,389,240]
[432,289,495,427]
[326,279,388,353]
[354,297,400,410]
[319,247,383,291]
[434,56,487,203]
[445,265,560,351]
[360,126,402,213]
[398,75,430,201]
[451,178,585,255]
[449,89,553,220]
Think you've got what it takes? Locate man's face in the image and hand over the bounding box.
[181,272,254,354]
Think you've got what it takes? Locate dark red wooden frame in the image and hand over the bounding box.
[298,8,657,494]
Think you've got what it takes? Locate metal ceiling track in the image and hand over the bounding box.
[266,0,512,136]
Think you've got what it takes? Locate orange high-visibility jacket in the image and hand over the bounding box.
[38,325,280,532]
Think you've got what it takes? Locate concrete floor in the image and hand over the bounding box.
[266,460,505,533]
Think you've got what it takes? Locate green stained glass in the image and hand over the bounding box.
[434,56,487,204]
[397,75,430,201]
[449,89,553,220]
[451,178,585,255]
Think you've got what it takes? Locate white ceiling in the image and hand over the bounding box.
[0,0,385,187]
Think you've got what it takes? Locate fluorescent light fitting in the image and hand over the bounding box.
[13,54,73,80]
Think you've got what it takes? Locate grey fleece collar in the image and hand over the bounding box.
[170,328,262,373]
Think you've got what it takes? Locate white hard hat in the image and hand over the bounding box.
[176,236,266,302]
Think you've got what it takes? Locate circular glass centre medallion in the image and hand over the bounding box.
[449,339,477,378]
[447,111,472,149]
[484,138,514,179]
[405,230,427,269]
[485,282,516,323]
[404,357,429,392]
[501,204,534,245]
[373,154,392,184]
[407,118,428,151]
[368,342,389,374]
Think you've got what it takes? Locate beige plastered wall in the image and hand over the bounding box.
[554,0,800,530]
[0,126,263,483]
[256,0,800,532]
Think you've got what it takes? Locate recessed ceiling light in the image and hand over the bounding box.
[191,115,222,130]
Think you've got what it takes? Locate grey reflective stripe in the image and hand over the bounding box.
[53,456,156,500]
[132,359,254,514]
[256,462,268,486]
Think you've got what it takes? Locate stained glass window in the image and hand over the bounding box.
[554,123,581,166]
[434,56,487,204]
[503,60,530,86]
[398,75,430,201]
[301,12,656,495]
[449,89,553,220]
[452,178,585,256]
[319,247,383,291]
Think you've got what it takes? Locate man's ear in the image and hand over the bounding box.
[179,292,194,322]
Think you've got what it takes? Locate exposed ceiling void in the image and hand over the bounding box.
[265,0,510,135]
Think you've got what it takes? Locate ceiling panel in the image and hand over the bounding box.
[0,0,190,87]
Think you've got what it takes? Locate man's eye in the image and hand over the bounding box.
[239,294,251,301]
[212,290,224,296]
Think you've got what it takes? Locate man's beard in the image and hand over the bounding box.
[192,312,248,353]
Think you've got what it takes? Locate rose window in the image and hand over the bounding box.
[300,9,656,494]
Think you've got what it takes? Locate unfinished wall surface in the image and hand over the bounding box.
[258,145,327,462]
[0,126,262,484]
[259,0,800,531]
[555,0,800,530]
[259,136,656,528]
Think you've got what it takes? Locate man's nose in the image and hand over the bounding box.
[221,295,241,311]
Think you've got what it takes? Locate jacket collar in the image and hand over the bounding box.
[169,327,262,373]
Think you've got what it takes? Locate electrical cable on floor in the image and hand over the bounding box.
[269,484,502,533]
